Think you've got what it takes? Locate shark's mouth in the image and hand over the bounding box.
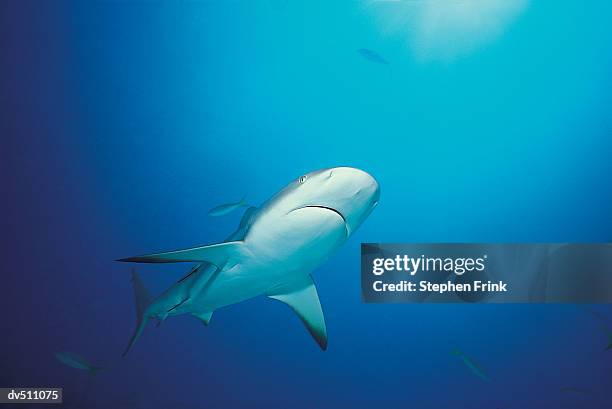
[299,205,349,236]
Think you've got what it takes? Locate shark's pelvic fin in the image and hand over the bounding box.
[117,241,246,269]
[123,269,152,357]
[193,311,214,326]
[268,275,328,351]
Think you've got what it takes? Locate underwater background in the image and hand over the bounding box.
[2,1,612,408]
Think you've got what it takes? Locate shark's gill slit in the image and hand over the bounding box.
[300,205,350,237]
[301,205,347,225]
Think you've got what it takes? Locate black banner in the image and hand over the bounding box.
[361,243,612,303]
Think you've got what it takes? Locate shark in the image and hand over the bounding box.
[118,167,380,355]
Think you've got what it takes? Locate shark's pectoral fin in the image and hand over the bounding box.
[268,275,328,351]
[117,241,246,269]
[193,311,213,326]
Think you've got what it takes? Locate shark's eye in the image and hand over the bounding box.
[298,175,307,184]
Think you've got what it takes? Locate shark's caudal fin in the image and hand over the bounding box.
[117,241,245,269]
[123,269,152,357]
[268,274,328,351]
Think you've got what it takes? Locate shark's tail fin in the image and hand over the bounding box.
[123,269,152,357]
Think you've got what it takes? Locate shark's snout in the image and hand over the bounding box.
[331,167,379,203]
[319,167,379,235]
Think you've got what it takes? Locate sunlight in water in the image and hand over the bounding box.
[366,0,529,62]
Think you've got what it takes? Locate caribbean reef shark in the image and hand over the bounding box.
[118,167,380,355]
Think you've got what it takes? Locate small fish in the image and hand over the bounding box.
[560,386,591,395]
[55,352,101,374]
[583,307,612,351]
[207,198,248,217]
[357,48,389,65]
[451,347,490,382]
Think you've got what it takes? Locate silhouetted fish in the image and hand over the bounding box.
[451,347,490,382]
[560,386,592,395]
[357,48,389,65]
[208,198,248,216]
[55,351,101,374]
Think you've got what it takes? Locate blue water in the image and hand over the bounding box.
[2,1,612,408]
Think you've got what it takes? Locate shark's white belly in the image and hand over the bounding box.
[192,206,347,312]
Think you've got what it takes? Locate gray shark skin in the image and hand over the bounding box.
[118,167,380,355]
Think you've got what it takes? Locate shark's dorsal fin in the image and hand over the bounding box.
[118,241,246,269]
[226,206,258,242]
[239,206,258,229]
[268,275,328,350]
